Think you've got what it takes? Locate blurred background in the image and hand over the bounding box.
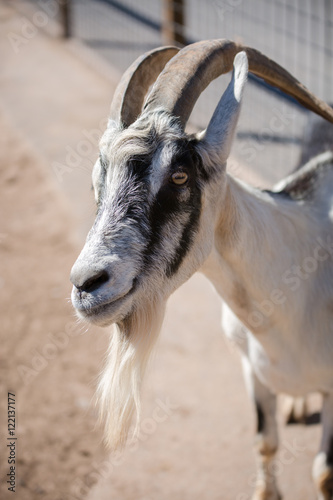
[0,1,332,499]
[70,0,333,182]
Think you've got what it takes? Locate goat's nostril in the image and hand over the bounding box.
[78,270,109,293]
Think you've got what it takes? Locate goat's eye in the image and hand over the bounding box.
[171,171,188,185]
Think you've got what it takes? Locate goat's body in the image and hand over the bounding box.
[221,289,333,397]
[204,154,333,397]
[200,153,333,499]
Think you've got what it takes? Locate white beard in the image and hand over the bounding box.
[97,296,166,448]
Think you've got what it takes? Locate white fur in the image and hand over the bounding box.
[97,296,166,448]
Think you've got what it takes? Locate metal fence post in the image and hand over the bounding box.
[162,0,186,46]
[324,0,332,101]
[60,0,71,38]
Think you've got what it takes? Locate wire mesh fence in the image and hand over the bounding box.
[22,0,333,184]
[70,0,333,99]
[69,0,333,185]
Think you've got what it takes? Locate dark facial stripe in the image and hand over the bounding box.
[188,137,210,183]
[164,143,206,277]
[127,155,152,183]
[142,140,204,277]
[142,185,182,269]
[165,191,201,278]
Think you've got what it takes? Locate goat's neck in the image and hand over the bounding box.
[201,173,305,333]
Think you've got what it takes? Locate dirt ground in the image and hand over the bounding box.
[0,109,109,499]
[0,2,324,500]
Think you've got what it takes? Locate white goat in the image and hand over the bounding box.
[70,40,333,500]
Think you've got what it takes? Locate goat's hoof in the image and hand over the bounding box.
[315,469,333,500]
[252,486,282,500]
[313,453,333,499]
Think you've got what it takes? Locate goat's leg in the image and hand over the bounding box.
[313,393,333,500]
[242,357,281,500]
[283,395,308,424]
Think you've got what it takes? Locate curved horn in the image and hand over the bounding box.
[110,46,179,127]
[143,39,333,127]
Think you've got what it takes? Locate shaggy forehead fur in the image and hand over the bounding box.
[101,111,184,168]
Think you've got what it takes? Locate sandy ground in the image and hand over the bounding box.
[0,2,324,499]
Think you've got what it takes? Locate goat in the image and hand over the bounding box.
[70,40,333,500]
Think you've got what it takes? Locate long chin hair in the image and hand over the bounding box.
[97,296,166,449]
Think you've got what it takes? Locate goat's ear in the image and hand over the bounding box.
[200,51,248,164]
